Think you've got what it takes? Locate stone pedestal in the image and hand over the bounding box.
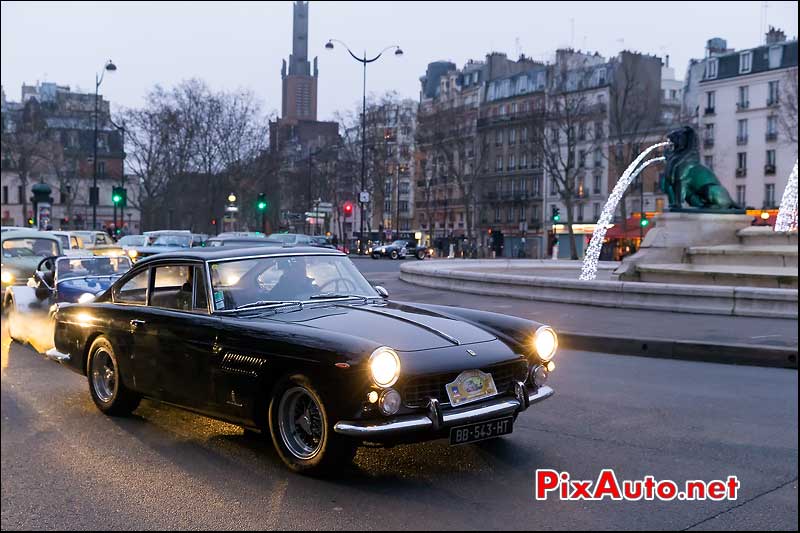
[616,212,754,280]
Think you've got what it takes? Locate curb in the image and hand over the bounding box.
[560,332,798,369]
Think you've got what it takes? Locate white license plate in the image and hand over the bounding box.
[445,369,498,407]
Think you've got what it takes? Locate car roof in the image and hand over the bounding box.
[133,245,346,264]
[1,229,61,241]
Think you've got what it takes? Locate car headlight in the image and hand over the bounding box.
[1,271,14,284]
[77,292,96,304]
[127,249,138,259]
[533,326,558,362]
[369,347,401,388]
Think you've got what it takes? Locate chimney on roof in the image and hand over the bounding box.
[665,54,670,68]
[766,26,787,44]
[706,37,729,57]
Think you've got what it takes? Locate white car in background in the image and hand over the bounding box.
[47,231,85,256]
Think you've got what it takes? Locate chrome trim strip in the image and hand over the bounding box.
[45,348,70,363]
[333,386,554,437]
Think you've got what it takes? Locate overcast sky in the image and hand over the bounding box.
[2,1,798,121]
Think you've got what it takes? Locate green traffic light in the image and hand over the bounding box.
[553,215,560,222]
[257,201,267,210]
[640,218,649,227]
[112,194,122,204]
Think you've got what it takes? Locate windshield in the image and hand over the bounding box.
[56,256,132,281]
[153,235,192,247]
[391,240,408,247]
[119,235,145,246]
[209,254,377,311]
[55,234,70,249]
[2,237,59,258]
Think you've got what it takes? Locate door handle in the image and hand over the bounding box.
[129,319,146,329]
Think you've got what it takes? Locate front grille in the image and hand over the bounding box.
[402,360,528,408]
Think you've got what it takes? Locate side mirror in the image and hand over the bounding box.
[374,285,389,298]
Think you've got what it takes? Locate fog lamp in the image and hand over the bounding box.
[1,271,14,284]
[367,390,379,404]
[533,326,558,362]
[378,388,402,415]
[530,365,548,387]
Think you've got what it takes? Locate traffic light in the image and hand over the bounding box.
[257,193,267,211]
[640,216,649,227]
[551,206,561,222]
[111,186,127,207]
[343,202,353,217]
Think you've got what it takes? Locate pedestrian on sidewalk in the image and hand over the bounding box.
[551,236,559,260]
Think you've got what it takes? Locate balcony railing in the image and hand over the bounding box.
[765,131,778,142]
[767,97,779,107]
[764,164,776,175]
[735,167,747,177]
[703,137,715,148]
[736,101,750,111]
[703,107,715,116]
[736,135,748,145]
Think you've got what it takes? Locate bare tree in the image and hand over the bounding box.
[1,99,58,224]
[532,83,602,260]
[416,101,485,252]
[779,67,798,146]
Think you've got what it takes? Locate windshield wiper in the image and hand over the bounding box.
[233,300,304,311]
[308,292,361,300]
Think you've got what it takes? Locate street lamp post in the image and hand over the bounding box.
[92,60,117,230]
[325,39,402,253]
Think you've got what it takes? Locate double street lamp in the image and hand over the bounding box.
[325,39,402,253]
[92,60,117,230]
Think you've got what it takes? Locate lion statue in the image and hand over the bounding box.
[660,126,740,210]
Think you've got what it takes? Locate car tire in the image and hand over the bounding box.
[87,337,141,416]
[371,253,380,260]
[415,250,426,260]
[268,374,357,475]
[4,294,19,341]
[390,250,399,260]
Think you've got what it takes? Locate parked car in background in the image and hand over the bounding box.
[1,229,63,294]
[309,235,336,249]
[48,231,85,256]
[206,236,283,248]
[1,226,29,233]
[371,239,431,260]
[191,233,209,247]
[117,234,149,261]
[48,246,558,474]
[70,231,114,250]
[266,233,313,246]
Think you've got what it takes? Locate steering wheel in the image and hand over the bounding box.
[318,278,358,294]
[37,255,58,273]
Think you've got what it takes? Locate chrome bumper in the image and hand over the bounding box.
[333,384,554,438]
[45,348,71,363]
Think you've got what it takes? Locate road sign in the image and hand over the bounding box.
[359,191,370,203]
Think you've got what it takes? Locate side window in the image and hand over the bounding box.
[116,269,149,304]
[70,236,80,249]
[151,265,191,311]
[193,266,209,312]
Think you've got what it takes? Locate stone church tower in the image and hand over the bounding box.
[280,1,318,123]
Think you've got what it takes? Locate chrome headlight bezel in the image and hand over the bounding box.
[369,346,401,388]
[533,325,558,362]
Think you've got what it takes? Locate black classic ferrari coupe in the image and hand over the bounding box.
[49,246,557,474]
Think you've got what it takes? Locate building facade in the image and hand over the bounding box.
[684,28,798,210]
[1,82,139,232]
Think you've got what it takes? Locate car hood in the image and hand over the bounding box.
[1,257,42,277]
[263,301,496,352]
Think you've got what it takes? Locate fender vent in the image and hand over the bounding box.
[221,352,266,377]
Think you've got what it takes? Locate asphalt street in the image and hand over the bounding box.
[1,258,797,530]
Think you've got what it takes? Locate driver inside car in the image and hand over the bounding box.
[267,258,318,301]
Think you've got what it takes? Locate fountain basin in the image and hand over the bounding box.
[399,259,798,318]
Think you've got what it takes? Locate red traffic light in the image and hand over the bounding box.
[343,202,353,215]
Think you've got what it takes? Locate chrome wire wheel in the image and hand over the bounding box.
[278,386,324,460]
[90,348,117,404]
